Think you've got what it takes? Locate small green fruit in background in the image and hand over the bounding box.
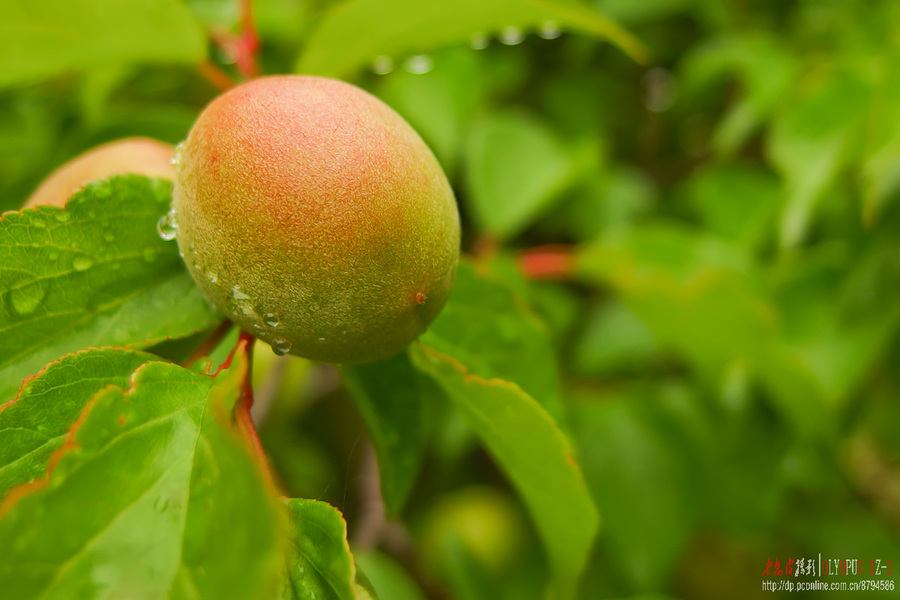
[419,486,526,576]
[25,137,176,208]
[172,75,460,364]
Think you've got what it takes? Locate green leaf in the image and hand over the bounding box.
[411,343,599,600]
[0,347,162,500]
[0,0,207,89]
[574,225,829,432]
[465,111,576,239]
[766,70,871,247]
[421,260,563,419]
[374,47,486,174]
[572,299,659,377]
[0,350,286,600]
[296,0,647,78]
[0,175,221,404]
[711,36,798,158]
[862,49,900,223]
[354,551,426,600]
[341,351,427,516]
[773,244,900,407]
[570,386,705,591]
[279,499,360,600]
[683,163,781,250]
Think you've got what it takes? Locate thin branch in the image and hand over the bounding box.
[518,244,575,280]
[231,331,276,488]
[183,320,234,369]
[236,0,261,78]
[198,59,237,92]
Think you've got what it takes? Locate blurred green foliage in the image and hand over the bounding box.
[3,0,900,598]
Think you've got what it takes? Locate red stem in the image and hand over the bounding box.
[198,59,236,92]
[184,320,234,370]
[236,0,261,78]
[210,0,261,80]
[228,331,276,488]
[519,244,575,280]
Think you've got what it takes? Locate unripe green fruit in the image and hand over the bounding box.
[25,137,175,208]
[173,75,460,364]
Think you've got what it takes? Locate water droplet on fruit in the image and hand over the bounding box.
[48,251,59,261]
[404,54,433,74]
[372,55,394,75]
[271,338,292,355]
[252,323,265,333]
[318,337,325,342]
[539,20,561,39]
[499,26,525,45]
[469,32,489,50]
[207,272,218,284]
[157,209,178,241]
[263,313,279,328]
[9,281,46,316]
[72,256,93,271]
[170,142,185,167]
[154,496,169,512]
[231,286,257,319]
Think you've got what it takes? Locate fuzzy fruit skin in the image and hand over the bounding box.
[173,75,460,364]
[25,137,175,208]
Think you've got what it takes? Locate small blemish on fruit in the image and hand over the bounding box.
[415,291,427,305]
[118,415,126,427]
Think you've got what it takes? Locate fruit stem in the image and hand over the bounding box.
[210,0,261,80]
[519,244,575,280]
[184,320,235,368]
[232,331,276,488]
[198,59,237,92]
[237,0,261,78]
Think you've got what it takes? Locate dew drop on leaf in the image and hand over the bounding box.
[499,26,525,45]
[371,55,394,75]
[72,256,93,272]
[9,280,47,316]
[404,54,433,74]
[469,32,489,50]
[539,21,561,40]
